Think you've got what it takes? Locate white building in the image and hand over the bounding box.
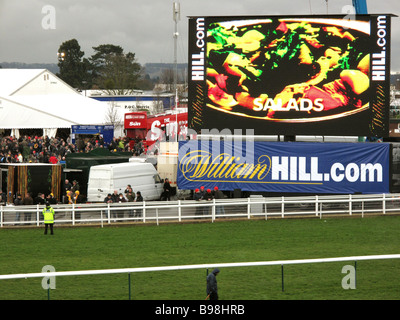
[83,89,175,116]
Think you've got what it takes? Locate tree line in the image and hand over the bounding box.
[57,39,154,93]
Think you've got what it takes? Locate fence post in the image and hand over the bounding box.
[72,203,75,225]
[0,205,3,228]
[349,194,352,216]
[156,208,159,226]
[247,198,251,219]
[281,196,284,218]
[212,199,216,222]
[382,194,386,215]
[281,264,284,292]
[143,201,146,223]
[107,203,111,225]
[361,200,364,218]
[178,200,182,222]
[36,204,40,227]
[264,199,268,220]
[315,195,319,217]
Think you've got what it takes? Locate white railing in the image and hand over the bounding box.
[1,193,400,227]
[2,254,399,280]
[1,254,399,299]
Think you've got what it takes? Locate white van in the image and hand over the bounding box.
[87,162,163,202]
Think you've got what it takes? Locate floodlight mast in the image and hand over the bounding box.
[173,2,180,141]
[173,2,180,102]
[352,0,368,14]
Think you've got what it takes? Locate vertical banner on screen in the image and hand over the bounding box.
[188,17,206,132]
[177,141,390,194]
[369,15,391,137]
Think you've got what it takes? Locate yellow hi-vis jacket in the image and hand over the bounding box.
[43,207,55,224]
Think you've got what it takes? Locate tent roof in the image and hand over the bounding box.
[0,69,47,96]
[0,68,124,130]
[0,94,115,129]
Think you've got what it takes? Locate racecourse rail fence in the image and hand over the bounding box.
[1,254,399,299]
[1,193,400,227]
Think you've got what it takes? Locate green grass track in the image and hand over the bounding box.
[0,216,399,300]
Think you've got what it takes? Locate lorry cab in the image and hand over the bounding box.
[87,162,163,202]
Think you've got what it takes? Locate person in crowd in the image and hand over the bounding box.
[116,193,127,221]
[135,191,143,217]
[103,193,113,219]
[117,193,126,203]
[0,134,134,165]
[14,193,23,222]
[63,179,72,202]
[124,185,132,194]
[111,190,119,203]
[213,186,225,215]
[193,188,203,217]
[203,188,213,215]
[71,180,80,193]
[104,193,113,204]
[125,188,135,218]
[34,193,45,205]
[46,193,57,205]
[23,192,34,223]
[125,188,135,202]
[48,153,58,164]
[161,178,171,201]
[0,190,5,205]
[199,186,205,199]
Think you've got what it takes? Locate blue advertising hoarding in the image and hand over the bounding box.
[71,125,114,146]
[177,141,390,194]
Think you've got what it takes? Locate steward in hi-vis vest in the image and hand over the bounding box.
[42,202,55,235]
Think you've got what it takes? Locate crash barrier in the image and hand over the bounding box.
[1,254,399,299]
[1,193,400,227]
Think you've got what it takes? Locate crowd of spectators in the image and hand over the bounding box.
[0,134,145,164]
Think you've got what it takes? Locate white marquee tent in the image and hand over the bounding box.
[0,69,121,138]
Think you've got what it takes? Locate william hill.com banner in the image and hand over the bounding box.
[177,141,390,194]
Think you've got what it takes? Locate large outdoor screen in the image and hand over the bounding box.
[188,15,391,137]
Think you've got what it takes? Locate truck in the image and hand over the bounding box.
[87,162,164,202]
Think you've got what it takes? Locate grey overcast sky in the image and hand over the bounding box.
[0,0,399,71]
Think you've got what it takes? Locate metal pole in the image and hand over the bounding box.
[47,279,50,300]
[281,265,284,292]
[173,3,180,141]
[129,273,131,300]
[354,261,357,289]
